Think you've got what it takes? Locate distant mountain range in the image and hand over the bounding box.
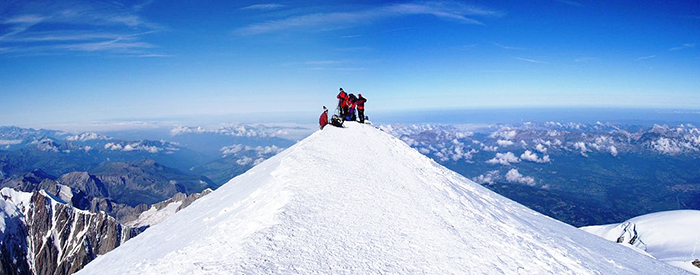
[0,125,295,186]
[381,122,700,226]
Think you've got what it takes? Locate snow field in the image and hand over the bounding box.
[582,210,700,274]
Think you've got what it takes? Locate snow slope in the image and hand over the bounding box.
[581,210,700,274]
[78,122,686,274]
[126,201,182,228]
[0,187,32,235]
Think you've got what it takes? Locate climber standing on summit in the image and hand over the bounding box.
[356,93,367,123]
[347,93,357,121]
[337,88,348,119]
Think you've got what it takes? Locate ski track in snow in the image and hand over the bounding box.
[77,123,687,275]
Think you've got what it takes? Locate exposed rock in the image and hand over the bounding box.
[0,188,141,275]
[693,259,700,269]
[89,159,215,206]
[59,172,109,207]
[1,169,58,192]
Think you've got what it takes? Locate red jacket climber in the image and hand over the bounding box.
[337,87,349,118]
[356,93,367,123]
[319,106,329,129]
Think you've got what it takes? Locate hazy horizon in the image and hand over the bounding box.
[4,107,700,134]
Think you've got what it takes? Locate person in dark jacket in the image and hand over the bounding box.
[347,93,357,121]
[356,93,367,123]
[337,88,348,118]
[319,106,329,129]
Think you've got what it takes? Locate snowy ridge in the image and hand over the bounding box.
[126,189,212,229]
[78,123,684,274]
[581,210,700,274]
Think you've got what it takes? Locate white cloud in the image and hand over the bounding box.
[497,139,514,146]
[515,57,548,64]
[520,150,550,163]
[473,170,499,185]
[669,43,696,51]
[505,169,535,186]
[451,148,478,162]
[221,144,244,156]
[236,157,253,166]
[0,139,23,145]
[0,1,161,55]
[535,144,547,154]
[66,132,112,142]
[490,128,517,140]
[103,141,177,154]
[573,142,589,157]
[239,4,286,11]
[235,2,502,35]
[609,145,618,157]
[171,124,289,138]
[55,39,154,52]
[635,55,656,61]
[486,152,520,165]
[221,144,285,157]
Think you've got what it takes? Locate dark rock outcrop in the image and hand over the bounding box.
[58,172,109,208]
[1,169,58,193]
[89,159,214,206]
[0,189,141,275]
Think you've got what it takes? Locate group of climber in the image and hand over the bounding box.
[319,87,368,129]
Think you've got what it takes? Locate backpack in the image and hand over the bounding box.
[331,114,344,127]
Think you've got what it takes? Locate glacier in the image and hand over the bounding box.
[582,210,700,274]
[77,122,686,274]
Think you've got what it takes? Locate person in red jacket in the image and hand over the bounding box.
[337,88,348,118]
[319,106,329,129]
[356,93,367,123]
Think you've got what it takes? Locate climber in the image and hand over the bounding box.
[319,106,329,130]
[347,93,357,121]
[337,88,348,119]
[356,93,367,123]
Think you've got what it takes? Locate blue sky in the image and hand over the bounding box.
[1,0,699,126]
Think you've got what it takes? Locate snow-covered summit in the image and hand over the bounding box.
[78,122,684,274]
